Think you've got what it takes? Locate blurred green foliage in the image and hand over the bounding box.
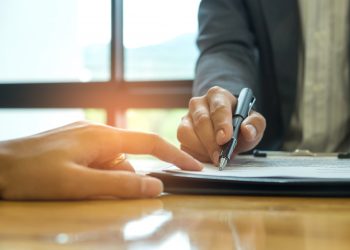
[84,109,106,123]
[126,109,187,146]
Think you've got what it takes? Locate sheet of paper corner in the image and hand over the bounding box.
[164,155,350,179]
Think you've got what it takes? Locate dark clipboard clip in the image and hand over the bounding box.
[253,149,350,159]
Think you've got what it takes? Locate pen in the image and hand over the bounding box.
[218,88,256,171]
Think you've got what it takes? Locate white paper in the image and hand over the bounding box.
[166,155,350,179]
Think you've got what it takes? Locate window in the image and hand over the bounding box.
[0,109,106,140]
[0,0,111,83]
[0,0,200,143]
[124,0,199,81]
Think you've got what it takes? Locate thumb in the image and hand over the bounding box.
[65,165,163,199]
[234,111,266,153]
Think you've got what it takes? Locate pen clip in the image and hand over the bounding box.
[248,96,256,115]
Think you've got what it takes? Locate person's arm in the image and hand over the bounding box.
[0,121,202,200]
[194,0,260,97]
[177,0,266,164]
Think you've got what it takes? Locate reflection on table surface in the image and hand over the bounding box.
[1,195,350,250]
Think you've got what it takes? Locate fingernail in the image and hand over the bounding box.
[246,124,257,139]
[212,151,220,164]
[216,129,225,143]
[141,177,163,197]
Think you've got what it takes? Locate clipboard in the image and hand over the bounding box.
[148,151,350,197]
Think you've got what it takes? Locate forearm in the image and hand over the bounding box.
[194,45,259,97]
[194,0,261,106]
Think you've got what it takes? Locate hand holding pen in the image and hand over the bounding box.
[178,86,266,165]
[219,88,256,170]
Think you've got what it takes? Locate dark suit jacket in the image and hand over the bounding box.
[194,0,304,150]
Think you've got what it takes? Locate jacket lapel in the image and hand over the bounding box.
[260,0,301,127]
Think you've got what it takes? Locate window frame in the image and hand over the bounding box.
[0,0,193,126]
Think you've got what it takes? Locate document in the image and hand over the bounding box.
[148,154,350,196]
[165,155,350,179]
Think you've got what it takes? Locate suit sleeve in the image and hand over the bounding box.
[194,0,260,102]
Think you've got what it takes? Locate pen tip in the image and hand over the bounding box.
[218,158,228,171]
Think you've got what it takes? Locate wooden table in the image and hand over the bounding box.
[1,195,350,250]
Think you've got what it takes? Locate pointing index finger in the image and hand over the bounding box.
[118,130,203,171]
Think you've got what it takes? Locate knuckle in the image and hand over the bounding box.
[188,97,201,110]
[73,120,90,126]
[71,122,109,147]
[207,86,222,96]
[210,103,229,117]
[148,132,162,144]
[192,111,210,127]
[136,179,143,197]
[73,121,104,132]
[80,122,106,135]
[147,133,164,154]
[207,86,235,104]
[118,173,143,198]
